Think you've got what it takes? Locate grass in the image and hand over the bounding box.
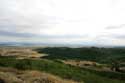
[0,57,124,83]
[0,67,78,83]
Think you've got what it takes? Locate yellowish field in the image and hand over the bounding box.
[0,67,80,83]
[0,47,47,59]
[62,60,112,71]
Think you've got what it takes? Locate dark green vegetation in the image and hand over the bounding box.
[36,47,125,63]
[36,47,125,73]
[0,56,125,83]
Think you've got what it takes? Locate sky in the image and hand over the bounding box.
[0,0,125,46]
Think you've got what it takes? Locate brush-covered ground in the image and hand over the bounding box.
[0,47,125,83]
[0,67,78,83]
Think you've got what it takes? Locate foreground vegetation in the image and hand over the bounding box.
[0,67,78,83]
[0,56,124,83]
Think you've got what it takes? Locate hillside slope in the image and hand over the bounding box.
[0,67,79,83]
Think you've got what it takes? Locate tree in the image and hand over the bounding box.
[110,60,120,72]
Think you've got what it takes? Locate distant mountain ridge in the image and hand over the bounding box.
[0,42,125,48]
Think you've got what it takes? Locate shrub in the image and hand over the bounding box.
[14,59,32,70]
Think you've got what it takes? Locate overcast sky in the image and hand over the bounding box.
[0,0,125,46]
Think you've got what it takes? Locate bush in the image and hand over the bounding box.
[15,59,32,70]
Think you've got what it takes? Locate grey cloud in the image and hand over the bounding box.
[106,24,125,29]
[111,34,125,39]
[0,30,87,39]
[95,33,125,40]
[0,0,60,35]
[0,30,36,38]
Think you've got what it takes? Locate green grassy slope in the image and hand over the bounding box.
[0,57,124,83]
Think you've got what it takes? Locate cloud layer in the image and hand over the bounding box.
[0,0,125,46]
